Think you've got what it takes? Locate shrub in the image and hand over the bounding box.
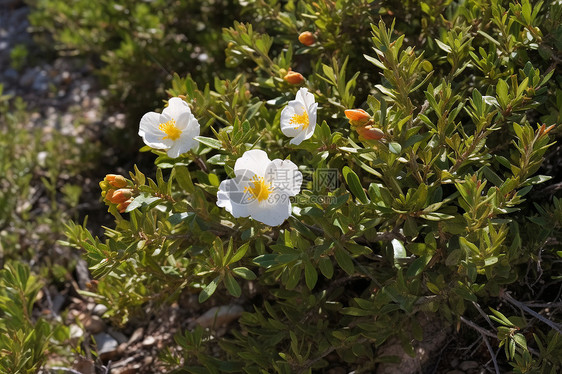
[63,0,562,372]
[27,0,245,124]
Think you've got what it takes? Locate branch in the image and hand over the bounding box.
[501,291,562,334]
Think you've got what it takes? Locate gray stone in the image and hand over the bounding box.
[93,332,119,359]
[3,68,18,82]
[459,361,479,371]
[32,70,49,93]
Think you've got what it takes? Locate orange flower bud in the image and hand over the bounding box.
[298,31,316,46]
[116,198,133,213]
[356,125,384,140]
[105,174,128,188]
[104,189,115,202]
[284,71,305,85]
[345,109,371,125]
[107,188,133,204]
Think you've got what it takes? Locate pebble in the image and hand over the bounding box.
[142,335,156,347]
[92,303,108,316]
[459,361,479,371]
[94,332,119,361]
[193,304,244,329]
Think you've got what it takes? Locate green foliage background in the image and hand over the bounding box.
[1,0,561,372]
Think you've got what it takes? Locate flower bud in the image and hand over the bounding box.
[104,189,116,202]
[345,109,371,126]
[284,71,305,85]
[356,125,384,140]
[107,188,133,204]
[298,31,316,46]
[105,174,128,188]
[116,198,133,213]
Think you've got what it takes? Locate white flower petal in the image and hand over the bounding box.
[265,159,302,196]
[162,97,191,120]
[166,141,186,158]
[182,113,201,138]
[234,149,270,178]
[289,129,309,145]
[280,101,309,138]
[217,176,255,218]
[139,112,168,149]
[280,89,316,145]
[296,87,315,108]
[248,193,292,226]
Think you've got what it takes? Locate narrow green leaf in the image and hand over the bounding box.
[304,261,318,290]
[224,272,242,297]
[342,166,369,204]
[199,276,220,303]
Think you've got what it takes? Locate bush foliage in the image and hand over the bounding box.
[11,0,562,372]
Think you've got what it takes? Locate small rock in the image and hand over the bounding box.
[3,68,18,83]
[19,67,37,87]
[94,332,119,361]
[92,304,108,316]
[69,324,84,340]
[142,335,156,347]
[32,69,49,93]
[73,357,95,374]
[459,361,479,371]
[128,327,144,345]
[193,304,244,329]
[82,314,105,334]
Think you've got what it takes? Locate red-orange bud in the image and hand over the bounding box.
[345,109,371,125]
[356,125,384,140]
[298,31,316,46]
[116,198,133,213]
[283,71,305,85]
[105,174,128,188]
[107,188,133,204]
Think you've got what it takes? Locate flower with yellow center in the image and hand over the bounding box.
[139,97,200,158]
[217,150,302,226]
[280,87,318,145]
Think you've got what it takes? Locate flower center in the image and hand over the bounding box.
[159,119,182,141]
[244,175,273,202]
[290,107,309,130]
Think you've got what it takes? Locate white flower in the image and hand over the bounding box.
[217,150,302,226]
[139,97,200,158]
[280,87,318,145]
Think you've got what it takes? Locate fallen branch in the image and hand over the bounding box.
[460,316,500,374]
[501,291,562,334]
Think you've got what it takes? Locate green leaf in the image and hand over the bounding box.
[392,239,407,269]
[318,257,334,279]
[304,261,318,290]
[334,247,355,275]
[232,267,256,280]
[175,166,194,192]
[342,166,369,204]
[199,276,220,303]
[195,136,223,150]
[388,142,402,155]
[125,194,161,213]
[435,38,452,53]
[406,255,431,278]
[228,243,249,265]
[224,272,242,297]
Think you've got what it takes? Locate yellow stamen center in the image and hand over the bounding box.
[159,119,182,141]
[244,175,273,202]
[290,107,309,130]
